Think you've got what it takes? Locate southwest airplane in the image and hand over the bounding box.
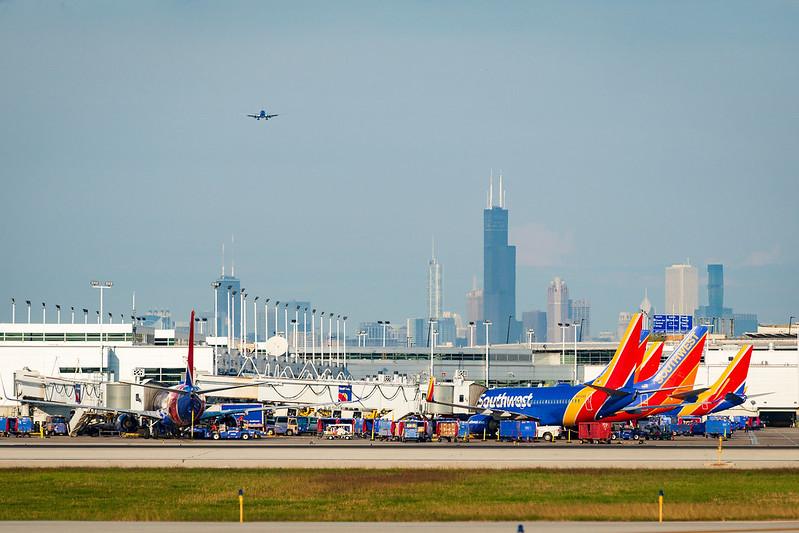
[634,340,664,383]
[11,311,339,433]
[431,313,651,426]
[630,344,761,419]
[599,325,709,422]
[247,109,279,120]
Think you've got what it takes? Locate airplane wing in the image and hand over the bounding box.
[116,380,269,396]
[12,396,162,420]
[584,383,631,397]
[619,402,684,413]
[265,114,279,119]
[247,114,258,118]
[668,387,710,400]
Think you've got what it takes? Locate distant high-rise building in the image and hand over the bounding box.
[427,240,442,319]
[547,277,569,343]
[707,264,724,315]
[215,274,241,339]
[570,299,591,341]
[665,263,698,316]
[482,172,520,343]
[465,276,484,325]
[521,310,547,343]
[639,289,653,330]
[617,311,633,341]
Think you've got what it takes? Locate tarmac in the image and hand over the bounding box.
[1,438,798,468]
[0,522,797,532]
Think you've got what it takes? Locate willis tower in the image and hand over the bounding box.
[483,172,520,344]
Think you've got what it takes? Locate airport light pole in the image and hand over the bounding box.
[328,313,333,365]
[96,310,100,324]
[26,300,31,323]
[429,319,438,378]
[284,303,290,359]
[526,328,535,349]
[336,314,341,365]
[108,312,113,324]
[295,306,301,359]
[342,316,347,369]
[557,322,570,366]
[90,280,113,325]
[319,312,325,363]
[83,308,88,324]
[468,321,475,347]
[303,308,308,363]
[56,304,61,324]
[571,323,581,385]
[378,320,390,348]
[263,298,270,343]
[71,306,75,324]
[231,291,237,352]
[226,286,232,351]
[240,291,246,351]
[483,320,492,387]
[291,319,298,362]
[274,301,279,338]
[10,298,15,324]
[41,302,46,324]
[311,309,316,364]
[212,282,221,338]
[253,296,259,349]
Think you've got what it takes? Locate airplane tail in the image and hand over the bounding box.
[593,313,644,389]
[186,310,195,387]
[426,377,435,402]
[640,325,708,392]
[635,341,664,383]
[708,345,753,404]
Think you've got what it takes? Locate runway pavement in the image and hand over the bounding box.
[1,440,798,468]
[0,522,797,533]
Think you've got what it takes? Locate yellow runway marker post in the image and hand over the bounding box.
[658,489,664,523]
[238,489,244,523]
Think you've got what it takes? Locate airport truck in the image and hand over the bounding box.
[44,416,69,436]
[536,425,563,442]
[578,422,612,444]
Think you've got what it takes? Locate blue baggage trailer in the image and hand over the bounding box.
[499,420,537,442]
[705,418,732,439]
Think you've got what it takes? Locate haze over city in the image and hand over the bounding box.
[1,1,797,333]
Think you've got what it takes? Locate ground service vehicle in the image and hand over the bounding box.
[536,425,562,442]
[212,427,261,440]
[499,420,537,442]
[400,420,429,442]
[324,424,353,440]
[435,420,459,442]
[44,416,69,436]
[0,417,18,436]
[611,425,641,441]
[375,419,394,440]
[578,422,612,444]
[705,418,732,439]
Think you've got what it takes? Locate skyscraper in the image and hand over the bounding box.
[707,264,724,315]
[427,240,442,319]
[570,299,591,341]
[465,275,483,324]
[547,277,569,343]
[521,310,547,342]
[665,263,699,316]
[482,173,520,343]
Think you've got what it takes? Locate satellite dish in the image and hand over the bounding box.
[265,335,288,357]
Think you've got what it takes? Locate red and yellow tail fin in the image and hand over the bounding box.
[705,344,753,402]
[186,309,195,387]
[635,341,664,383]
[426,376,435,402]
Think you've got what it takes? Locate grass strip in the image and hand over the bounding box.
[2,468,798,521]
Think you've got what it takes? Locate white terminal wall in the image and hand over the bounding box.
[0,343,213,407]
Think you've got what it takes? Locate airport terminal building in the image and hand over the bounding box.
[0,321,797,426]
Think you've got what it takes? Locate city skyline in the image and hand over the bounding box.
[1,2,797,332]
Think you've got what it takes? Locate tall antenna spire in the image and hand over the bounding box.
[431,235,436,261]
[231,234,235,277]
[488,169,494,208]
[221,243,225,276]
[499,170,504,208]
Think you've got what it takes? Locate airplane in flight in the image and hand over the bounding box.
[428,313,649,426]
[9,310,348,434]
[247,109,279,120]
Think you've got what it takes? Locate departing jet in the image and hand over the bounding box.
[247,109,278,120]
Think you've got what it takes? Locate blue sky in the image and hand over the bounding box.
[1,1,797,332]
